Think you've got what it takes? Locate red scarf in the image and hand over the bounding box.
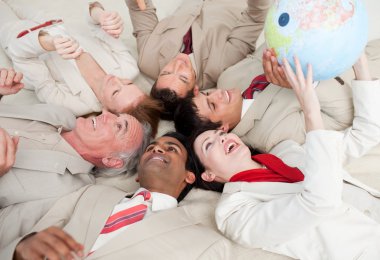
[229,154,304,183]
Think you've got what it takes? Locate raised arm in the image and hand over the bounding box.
[283,56,324,132]
[340,54,380,163]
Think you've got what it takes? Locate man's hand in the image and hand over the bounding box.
[0,128,18,177]
[282,56,324,132]
[136,0,146,10]
[0,68,24,96]
[14,227,84,260]
[53,36,83,59]
[262,48,292,89]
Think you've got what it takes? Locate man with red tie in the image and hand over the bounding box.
[2,132,231,260]
[125,0,272,119]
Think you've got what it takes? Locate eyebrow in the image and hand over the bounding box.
[201,129,218,152]
[165,141,182,151]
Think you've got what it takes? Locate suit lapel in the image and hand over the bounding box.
[63,185,127,253]
[88,207,197,259]
[233,85,282,137]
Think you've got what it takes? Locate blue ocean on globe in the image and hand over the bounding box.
[264,0,368,80]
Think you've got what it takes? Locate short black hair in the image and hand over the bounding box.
[173,97,221,137]
[150,82,194,120]
[162,131,200,202]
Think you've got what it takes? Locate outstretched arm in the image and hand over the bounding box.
[282,56,324,132]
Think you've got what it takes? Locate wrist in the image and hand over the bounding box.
[38,32,55,51]
[89,2,105,24]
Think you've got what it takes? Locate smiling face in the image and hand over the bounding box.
[155,54,197,98]
[194,130,252,183]
[193,88,243,131]
[72,110,144,161]
[101,75,145,113]
[137,136,195,198]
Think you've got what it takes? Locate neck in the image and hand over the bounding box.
[61,131,101,167]
[75,52,106,101]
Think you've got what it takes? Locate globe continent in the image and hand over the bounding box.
[264,0,368,80]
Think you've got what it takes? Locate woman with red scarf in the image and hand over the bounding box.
[193,54,380,260]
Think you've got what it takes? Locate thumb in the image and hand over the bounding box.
[12,136,20,147]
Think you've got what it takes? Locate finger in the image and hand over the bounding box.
[56,38,78,51]
[306,63,313,88]
[13,71,23,83]
[61,48,83,59]
[102,20,123,31]
[293,56,306,86]
[8,83,24,94]
[53,36,72,45]
[4,68,15,86]
[0,69,7,86]
[282,58,297,87]
[262,50,274,82]
[103,14,121,26]
[0,130,7,170]
[136,0,146,10]
[47,227,84,257]
[105,27,123,37]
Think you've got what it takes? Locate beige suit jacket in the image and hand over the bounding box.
[0,1,139,116]
[126,0,272,89]
[0,185,232,259]
[0,104,95,247]
[218,39,380,152]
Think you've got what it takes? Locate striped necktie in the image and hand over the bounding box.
[100,190,151,234]
[242,74,270,99]
[88,190,151,255]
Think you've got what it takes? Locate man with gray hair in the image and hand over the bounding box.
[0,103,151,245]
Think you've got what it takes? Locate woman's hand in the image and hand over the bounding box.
[53,36,83,59]
[90,2,124,38]
[0,128,18,177]
[353,53,371,81]
[282,56,324,132]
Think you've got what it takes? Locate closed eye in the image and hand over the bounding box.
[112,90,119,96]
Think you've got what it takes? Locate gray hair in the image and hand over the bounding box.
[94,122,152,176]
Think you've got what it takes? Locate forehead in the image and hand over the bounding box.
[193,94,210,117]
[119,114,143,150]
[195,130,216,148]
[151,136,187,155]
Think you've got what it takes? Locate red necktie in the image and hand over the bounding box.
[100,190,151,234]
[242,74,270,99]
[88,190,151,256]
[182,28,193,55]
[229,154,304,183]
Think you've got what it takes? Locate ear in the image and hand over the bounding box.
[185,171,196,184]
[193,85,200,96]
[201,170,215,182]
[101,157,124,169]
[219,123,229,132]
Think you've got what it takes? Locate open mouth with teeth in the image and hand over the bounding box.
[148,155,168,164]
[224,140,239,154]
[92,117,97,130]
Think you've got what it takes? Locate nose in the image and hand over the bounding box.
[218,131,227,144]
[152,145,165,154]
[210,89,224,101]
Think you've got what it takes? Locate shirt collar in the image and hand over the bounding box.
[188,53,198,79]
[133,188,178,212]
[241,99,254,119]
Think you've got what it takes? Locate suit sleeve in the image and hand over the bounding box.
[125,0,158,55]
[216,130,344,248]
[219,0,271,72]
[0,186,89,260]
